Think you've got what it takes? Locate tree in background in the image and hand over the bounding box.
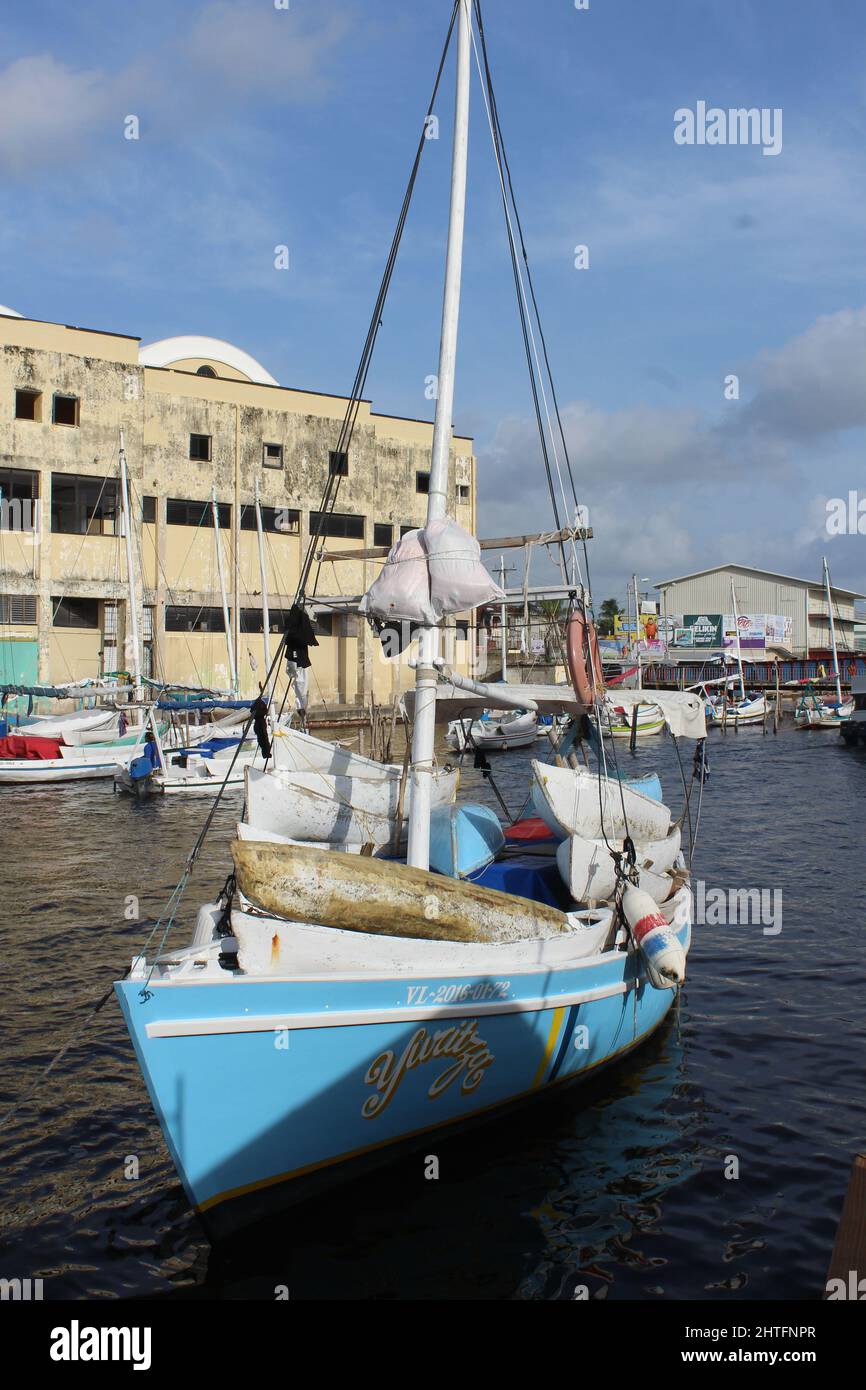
[597,597,624,636]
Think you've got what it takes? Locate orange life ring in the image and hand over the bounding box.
[566,608,604,705]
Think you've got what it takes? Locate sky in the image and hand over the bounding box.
[1,0,864,610]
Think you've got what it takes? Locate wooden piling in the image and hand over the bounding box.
[773,663,781,734]
[825,1151,866,1297]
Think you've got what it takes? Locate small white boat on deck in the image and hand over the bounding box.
[245,758,459,847]
[445,708,537,751]
[556,825,683,905]
[530,760,672,843]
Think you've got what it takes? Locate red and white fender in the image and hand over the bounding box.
[622,884,686,990]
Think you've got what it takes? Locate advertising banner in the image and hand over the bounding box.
[679,614,724,647]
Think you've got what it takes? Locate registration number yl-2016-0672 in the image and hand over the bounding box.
[405,981,512,1006]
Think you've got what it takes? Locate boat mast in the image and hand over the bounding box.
[633,573,641,690]
[499,553,508,681]
[730,576,746,700]
[255,478,272,684]
[118,428,142,698]
[212,486,238,694]
[823,555,842,705]
[407,0,471,872]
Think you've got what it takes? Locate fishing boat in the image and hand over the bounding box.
[445,707,537,751]
[596,697,665,738]
[795,558,854,730]
[115,2,703,1236]
[0,733,131,784]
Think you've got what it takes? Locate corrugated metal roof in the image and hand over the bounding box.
[654,562,866,599]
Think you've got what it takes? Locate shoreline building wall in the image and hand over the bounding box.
[0,314,477,705]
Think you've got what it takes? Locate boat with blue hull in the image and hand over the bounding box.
[114,0,706,1241]
[116,885,690,1236]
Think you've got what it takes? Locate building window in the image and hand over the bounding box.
[165,605,226,633]
[52,394,79,427]
[239,504,299,534]
[329,450,349,477]
[239,607,333,635]
[166,497,230,528]
[373,523,393,548]
[51,473,118,535]
[416,471,430,494]
[0,468,38,531]
[14,388,41,421]
[52,596,100,629]
[309,510,365,540]
[400,524,415,538]
[457,484,470,502]
[103,602,118,641]
[0,594,37,624]
[142,495,157,524]
[263,443,283,468]
[189,433,211,461]
[196,365,217,378]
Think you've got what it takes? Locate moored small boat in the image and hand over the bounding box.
[446,708,537,751]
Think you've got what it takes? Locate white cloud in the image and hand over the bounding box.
[0,55,113,175]
[185,2,349,101]
[476,306,866,597]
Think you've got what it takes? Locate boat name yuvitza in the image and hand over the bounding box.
[362,1020,495,1119]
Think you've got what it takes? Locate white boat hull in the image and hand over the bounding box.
[446,710,537,752]
[556,826,682,903]
[530,760,671,843]
[246,762,459,846]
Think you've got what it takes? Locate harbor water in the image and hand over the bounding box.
[0,724,863,1300]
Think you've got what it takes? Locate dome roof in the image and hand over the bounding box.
[138,335,278,385]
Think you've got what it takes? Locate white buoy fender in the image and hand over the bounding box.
[622,885,686,990]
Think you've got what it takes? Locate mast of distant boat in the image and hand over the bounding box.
[255,478,272,691]
[823,555,842,706]
[730,576,746,701]
[632,572,642,690]
[118,428,142,699]
[406,0,471,871]
[212,486,238,695]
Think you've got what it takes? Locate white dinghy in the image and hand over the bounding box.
[556,825,683,904]
[530,760,672,843]
[245,760,459,846]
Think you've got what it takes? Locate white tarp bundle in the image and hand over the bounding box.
[359,518,503,625]
[612,689,707,739]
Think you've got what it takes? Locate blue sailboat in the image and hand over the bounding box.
[115,0,702,1238]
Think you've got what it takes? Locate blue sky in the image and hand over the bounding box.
[1,0,864,607]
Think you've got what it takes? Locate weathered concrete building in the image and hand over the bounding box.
[0,311,477,705]
[655,563,864,657]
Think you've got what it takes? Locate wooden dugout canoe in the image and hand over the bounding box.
[231,840,571,944]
